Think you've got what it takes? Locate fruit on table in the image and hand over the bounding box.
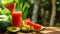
[0,21,11,32]
[20,25,34,33]
[7,27,20,32]
[24,18,43,30]
[6,3,16,13]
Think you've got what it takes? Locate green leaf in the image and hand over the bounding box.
[22,3,26,14]
[23,8,28,20]
[20,2,23,10]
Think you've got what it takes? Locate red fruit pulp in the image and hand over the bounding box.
[24,19,42,30]
[6,3,16,13]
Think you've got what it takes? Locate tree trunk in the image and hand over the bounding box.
[43,10,49,26]
[32,0,40,23]
[49,0,56,26]
[41,8,44,17]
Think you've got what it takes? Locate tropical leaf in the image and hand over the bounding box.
[20,2,23,10]
[22,8,28,20]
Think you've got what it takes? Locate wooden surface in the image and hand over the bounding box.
[0,27,60,34]
[40,27,60,34]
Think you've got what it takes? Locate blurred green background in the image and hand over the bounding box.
[0,0,60,27]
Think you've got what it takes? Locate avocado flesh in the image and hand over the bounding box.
[7,27,20,32]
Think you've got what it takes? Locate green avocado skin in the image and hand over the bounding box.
[0,21,11,32]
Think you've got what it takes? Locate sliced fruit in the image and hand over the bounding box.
[24,19,43,30]
[7,27,20,32]
[6,3,16,13]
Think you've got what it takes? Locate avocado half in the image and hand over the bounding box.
[7,27,20,32]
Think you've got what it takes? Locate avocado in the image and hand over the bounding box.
[7,27,20,32]
[0,21,11,32]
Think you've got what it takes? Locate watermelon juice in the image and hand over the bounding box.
[12,12,22,27]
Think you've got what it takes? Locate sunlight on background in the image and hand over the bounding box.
[2,0,13,5]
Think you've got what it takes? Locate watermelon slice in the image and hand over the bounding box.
[6,3,16,13]
[24,18,44,30]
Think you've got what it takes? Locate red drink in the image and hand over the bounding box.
[12,12,22,27]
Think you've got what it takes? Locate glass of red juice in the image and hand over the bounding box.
[12,10,22,27]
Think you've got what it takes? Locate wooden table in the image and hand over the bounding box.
[0,27,60,34]
[40,27,60,34]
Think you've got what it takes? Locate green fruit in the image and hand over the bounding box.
[7,27,20,32]
[26,25,34,32]
[29,26,34,32]
[21,26,28,32]
[0,21,11,32]
[20,25,34,33]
